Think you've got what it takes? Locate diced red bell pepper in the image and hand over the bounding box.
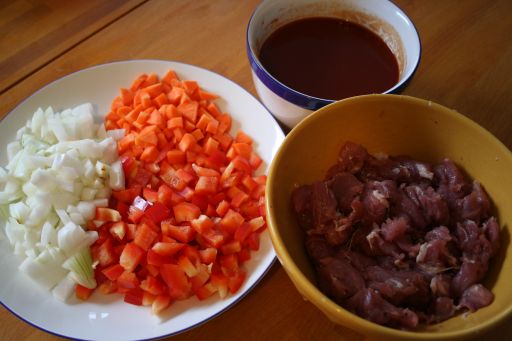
[95,207,122,222]
[120,242,145,272]
[144,202,171,223]
[152,242,184,256]
[75,284,93,300]
[199,247,217,264]
[117,271,140,290]
[196,283,217,301]
[161,220,196,243]
[93,238,117,267]
[160,264,191,300]
[173,202,201,222]
[140,275,166,296]
[124,288,144,306]
[152,295,172,315]
[102,264,125,281]
[134,222,158,250]
[109,221,127,241]
[228,270,246,294]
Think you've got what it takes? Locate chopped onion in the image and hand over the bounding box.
[109,160,125,190]
[40,221,58,247]
[52,272,77,302]
[57,221,97,256]
[0,103,125,294]
[107,129,126,141]
[19,246,68,290]
[62,247,97,289]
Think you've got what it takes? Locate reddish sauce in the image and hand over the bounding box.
[258,17,399,100]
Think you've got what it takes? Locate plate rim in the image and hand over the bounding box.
[0,59,284,340]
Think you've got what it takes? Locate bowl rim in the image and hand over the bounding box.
[265,94,512,340]
[246,0,422,111]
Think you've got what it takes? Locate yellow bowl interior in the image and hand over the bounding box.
[266,94,512,340]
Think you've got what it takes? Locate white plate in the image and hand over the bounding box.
[0,60,285,340]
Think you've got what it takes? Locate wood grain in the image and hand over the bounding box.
[393,0,512,148]
[1,0,512,340]
[0,0,146,93]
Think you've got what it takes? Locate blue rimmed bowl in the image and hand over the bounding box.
[246,0,421,128]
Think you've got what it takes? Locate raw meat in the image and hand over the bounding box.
[293,142,500,329]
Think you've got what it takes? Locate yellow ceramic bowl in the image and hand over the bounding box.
[266,94,512,340]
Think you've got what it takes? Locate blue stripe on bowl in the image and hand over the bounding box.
[245,36,333,111]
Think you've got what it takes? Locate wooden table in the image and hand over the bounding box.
[1,1,511,340]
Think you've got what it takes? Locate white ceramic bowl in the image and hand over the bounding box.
[246,0,421,128]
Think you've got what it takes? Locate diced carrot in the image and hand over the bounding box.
[116,105,132,116]
[213,133,233,151]
[178,101,199,123]
[106,110,120,121]
[135,127,158,146]
[165,104,181,119]
[131,74,147,92]
[167,87,185,105]
[140,145,159,163]
[198,89,219,101]
[226,146,236,160]
[140,92,153,109]
[217,113,231,133]
[142,73,159,87]
[105,120,118,131]
[183,80,199,93]
[142,83,164,99]
[167,116,183,129]
[170,78,182,88]
[232,142,252,159]
[179,93,191,106]
[235,130,253,144]
[118,133,135,154]
[191,128,204,142]
[196,112,213,131]
[203,137,219,155]
[121,88,134,106]
[156,132,168,150]
[146,110,165,128]
[207,102,221,117]
[135,110,151,128]
[96,69,269,315]
[162,69,178,85]
[183,119,196,132]
[205,118,219,135]
[173,127,185,142]
[178,133,197,152]
[111,96,123,112]
[125,105,143,123]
